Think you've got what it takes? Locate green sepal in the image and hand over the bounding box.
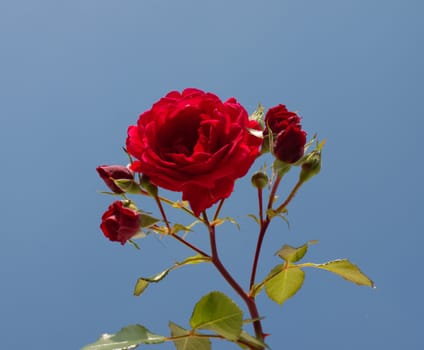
[304,259,374,287]
[260,133,271,154]
[298,138,325,183]
[273,159,291,177]
[128,239,141,250]
[139,212,161,228]
[169,322,211,350]
[134,255,211,296]
[190,291,243,341]
[249,103,265,127]
[275,240,318,263]
[81,324,165,350]
[140,174,158,197]
[113,179,142,194]
[264,264,305,305]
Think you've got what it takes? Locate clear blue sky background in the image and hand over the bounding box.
[1,1,422,349]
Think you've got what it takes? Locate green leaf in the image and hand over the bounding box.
[176,255,212,266]
[247,214,260,225]
[211,217,240,230]
[172,223,193,234]
[81,324,165,350]
[266,209,290,228]
[265,264,305,305]
[134,255,211,296]
[190,291,243,341]
[236,331,268,349]
[275,240,318,263]
[169,322,211,350]
[133,268,170,296]
[133,278,150,296]
[312,259,374,287]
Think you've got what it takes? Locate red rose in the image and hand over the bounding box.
[274,125,307,163]
[100,201,140,245]
[264,104,301,135]
[264,104,307,164]
[96,165,134,194]
[126,88,262,216]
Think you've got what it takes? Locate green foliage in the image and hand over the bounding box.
[275,241,318,263]
[237,331,268,349]
[264,264,305,305]
[211,217,240,230]
[169,322,211,350]
[273,159,291,177]
[190,291,243,341]
[81,324,165,350]
[266,208,290,227]
[247,213,260,225]
[134,255,211,296]
[304,259,374,287]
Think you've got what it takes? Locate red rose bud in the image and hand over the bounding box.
[100,201,141,245]
[264,104,302,135]
[273,125,307,164]
[96,165,134,194]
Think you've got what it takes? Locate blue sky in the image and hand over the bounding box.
[1,1,422,349]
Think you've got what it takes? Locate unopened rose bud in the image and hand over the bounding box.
[251,171,269,189]
[273,125,307,164]
[96,165,134,194]
[100,200,141,245]
[299,150,321,183]
[264,104,302,135]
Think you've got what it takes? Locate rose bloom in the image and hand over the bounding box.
[96,165,134,194]
[264,104,307,164]
[126,88,262,216]
[274,125,307,163]
[100,201,140,245]
[264,104,302,135]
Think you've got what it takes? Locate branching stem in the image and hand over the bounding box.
[203,212,265,348]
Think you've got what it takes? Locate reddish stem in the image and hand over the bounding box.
[213,199,226,221]
[203,212,265,347]
[249,175,282,289]
[274,180,303,213]
[154,194,209,257]
[171,233,210,258]
[258,188,264,225]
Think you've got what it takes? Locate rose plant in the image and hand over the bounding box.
[84,88,373,350]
